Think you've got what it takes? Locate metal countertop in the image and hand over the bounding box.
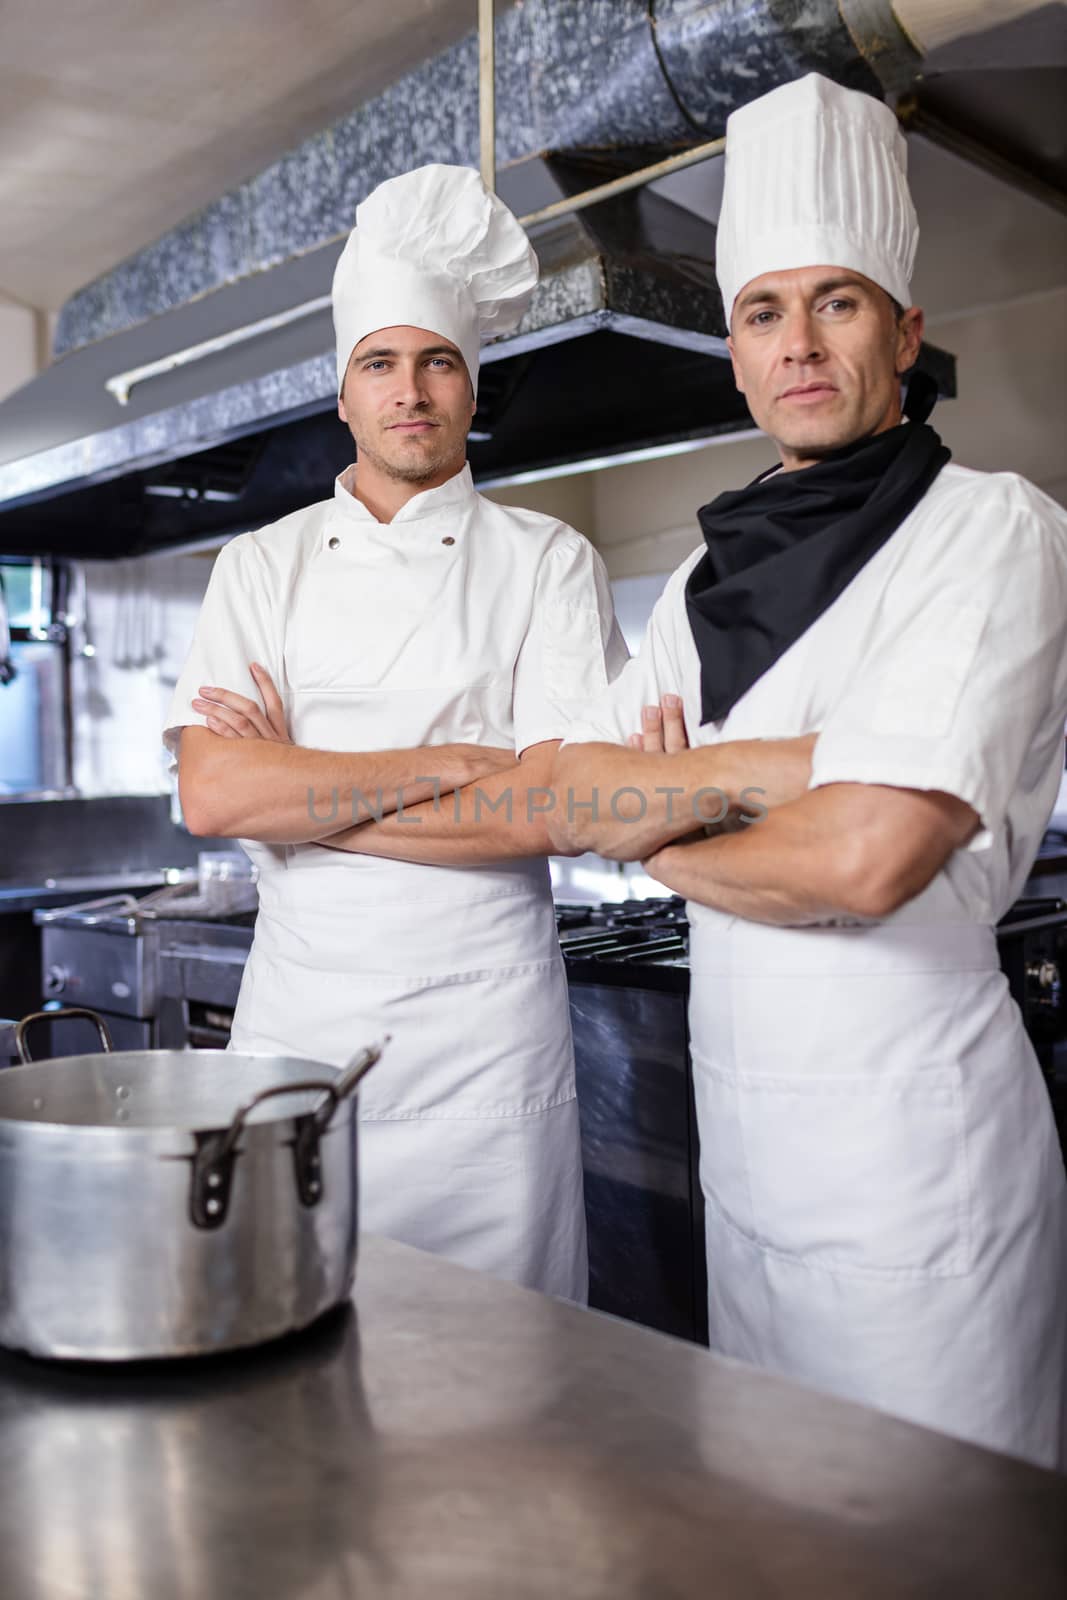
[0,870,188,916]
[0,1235,1063,1599]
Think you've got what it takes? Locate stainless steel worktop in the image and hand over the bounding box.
[0,1236,1063,1599]
[0,869,191,916]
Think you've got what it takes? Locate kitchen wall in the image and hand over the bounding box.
[0,301,55,405]
[0,303,35,405]
[484,471,596,534]
[926,284,1067,506]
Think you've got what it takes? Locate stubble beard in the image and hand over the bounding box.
[774,402,903,466]
[776,428,857,465]
[354,423,465,485]
[769,393,881,467]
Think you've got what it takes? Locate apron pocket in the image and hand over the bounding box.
[694,1058,973,1279]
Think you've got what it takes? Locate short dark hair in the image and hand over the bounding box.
[888,293,907,323]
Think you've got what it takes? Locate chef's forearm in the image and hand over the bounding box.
[548,736,816,861]
[322,795,555,865]
[179,729,473,843]
[647,780,981,924]
[644,800,853,926]
[318,744,574,866]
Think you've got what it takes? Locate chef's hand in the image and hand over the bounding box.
[449,745,518,785]
[192,663,291,742]
[627,694,689,754]
[642,827,710,884]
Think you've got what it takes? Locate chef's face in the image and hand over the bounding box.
[726,266,924,470]
[338,326,477,483]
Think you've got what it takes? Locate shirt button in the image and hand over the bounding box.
[328,536,340,550]
[442,536,455,546]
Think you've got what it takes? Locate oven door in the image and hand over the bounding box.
[157,945,248,1050]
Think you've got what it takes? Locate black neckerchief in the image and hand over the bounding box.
[684,372,950,725]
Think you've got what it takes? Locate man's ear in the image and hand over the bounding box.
[726,333,746,395]
[338,352,354,421]
[895,306,924,376]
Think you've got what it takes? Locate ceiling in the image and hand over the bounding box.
[0,0,485,313]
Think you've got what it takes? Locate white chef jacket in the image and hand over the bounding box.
[566,462,1067,1467]
[164,462,628,1300]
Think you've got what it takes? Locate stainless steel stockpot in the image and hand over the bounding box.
[0,1008,382,1360]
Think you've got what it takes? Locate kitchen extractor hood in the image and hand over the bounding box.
[0,0,996,557]
[0,147,956,558]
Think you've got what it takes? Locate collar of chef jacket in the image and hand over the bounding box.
[330,461,476,530]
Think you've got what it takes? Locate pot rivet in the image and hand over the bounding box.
[207,1172,222,1188]
[206,1198,221,1215]
[116,1109,130,1123]
[116,1085,130,1100]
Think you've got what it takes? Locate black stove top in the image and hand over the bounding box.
[555,899,690,987]
[555,898,687,933]
[554,893,1067,1004]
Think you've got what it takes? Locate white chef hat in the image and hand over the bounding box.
[715,73,918,329]
[332,163,538,399]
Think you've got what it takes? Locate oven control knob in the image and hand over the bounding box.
[44,964,69,996]
[1025,959,1062,1013]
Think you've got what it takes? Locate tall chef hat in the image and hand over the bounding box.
[332,163,538,399]
[715,73,918,329]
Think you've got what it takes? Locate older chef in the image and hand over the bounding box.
[550,74,1067,1468]
[165,164,627,1301]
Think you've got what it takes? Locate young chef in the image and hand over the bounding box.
[165,163,627,1301]
[549,74,1067,1468]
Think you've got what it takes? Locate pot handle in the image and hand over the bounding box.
[312,1038,388,1133]
[207,1078,340,1165]
[191,1077,339,1229]
[14,1006,115,1064]
[190,1042,386,1228]
[217,1038,387,1153]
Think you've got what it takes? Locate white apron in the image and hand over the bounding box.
[688,912,1067,1468]
[565,464,1067,1464]
[233,849,586,1301]
[166,465,627,1302]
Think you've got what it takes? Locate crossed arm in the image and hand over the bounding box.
[311,738,575,864]
[178,663,516,844]
[180,673,815,867]
[637,783,980,924]
[183,668,979,907]
[548,717,981,925]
